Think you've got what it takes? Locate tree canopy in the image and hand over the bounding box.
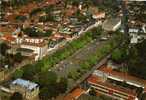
[0,42,9,56]
[127,40,146,79]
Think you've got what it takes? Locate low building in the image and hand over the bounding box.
[10,78,39,100]
[87,75,138,100]
[102,18,121,31]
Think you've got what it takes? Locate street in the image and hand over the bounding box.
[51,39,106,77]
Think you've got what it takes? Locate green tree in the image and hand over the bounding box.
[56,77,68,93]
[91,27,102,39]
[15,15,27,22]
[68,69,80,80]
[0,42,9,56]
[38,71,57,86]
[23,27,43,37]
[128,40,146,79]
[45,30,52,36]
[13,69,24,79]
[111,48,127,63]
[14,52,23,62]
[39,87,50,100]
[89,88,96,96]
[30,8,42,17]
[22,64,36,80]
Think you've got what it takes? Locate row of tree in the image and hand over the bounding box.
[12,30,97,99]
[67,32,122,81]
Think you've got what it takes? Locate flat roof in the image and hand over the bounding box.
[98,66,146,88]
[87,75,137,97]
[11,78,38,91]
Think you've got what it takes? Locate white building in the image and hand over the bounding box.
[20,38,48,61]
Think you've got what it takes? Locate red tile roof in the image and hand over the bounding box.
[1,34,16,42]
[99,66,146,87]
[64,88,85,100]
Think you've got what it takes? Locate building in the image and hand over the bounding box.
[83,64,146,100]
[10,78,39,99]
[20,38,48,61]
[120,28,146,44]
[87,75,138,100]
[92,12,105,20]
[102,18,121,31]
[64,88,85,100]
[0,34,16,44]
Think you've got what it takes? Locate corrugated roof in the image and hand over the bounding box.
[12,78,38,91]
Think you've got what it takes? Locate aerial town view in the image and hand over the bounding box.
[0,0,146,100]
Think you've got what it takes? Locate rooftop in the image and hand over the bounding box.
[87,75,137,97]
[98,66,146,88]
[64,88,85,100]
[1,34,16,42]
[11,78,38,91]
[22,38,46,47]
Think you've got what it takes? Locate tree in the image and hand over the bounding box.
[111,48,127,64]
[13,69,24,79]
[0,42,9,56]
[39,87,50,100]
[141,93,146,100]
[127,40,146,79]
[10,92,23,100]
[22,64,36,80]
[89,88,96,96]
[56,77,68,93]
[14,52,23,62]
[30,8,42,17]
[23,27,43,37]
[15,15,27,22]
[91,27,102,39]
[68,69,80,80]
[38,71,57,86]
[39,72,67,99]
[45,29,52,36]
